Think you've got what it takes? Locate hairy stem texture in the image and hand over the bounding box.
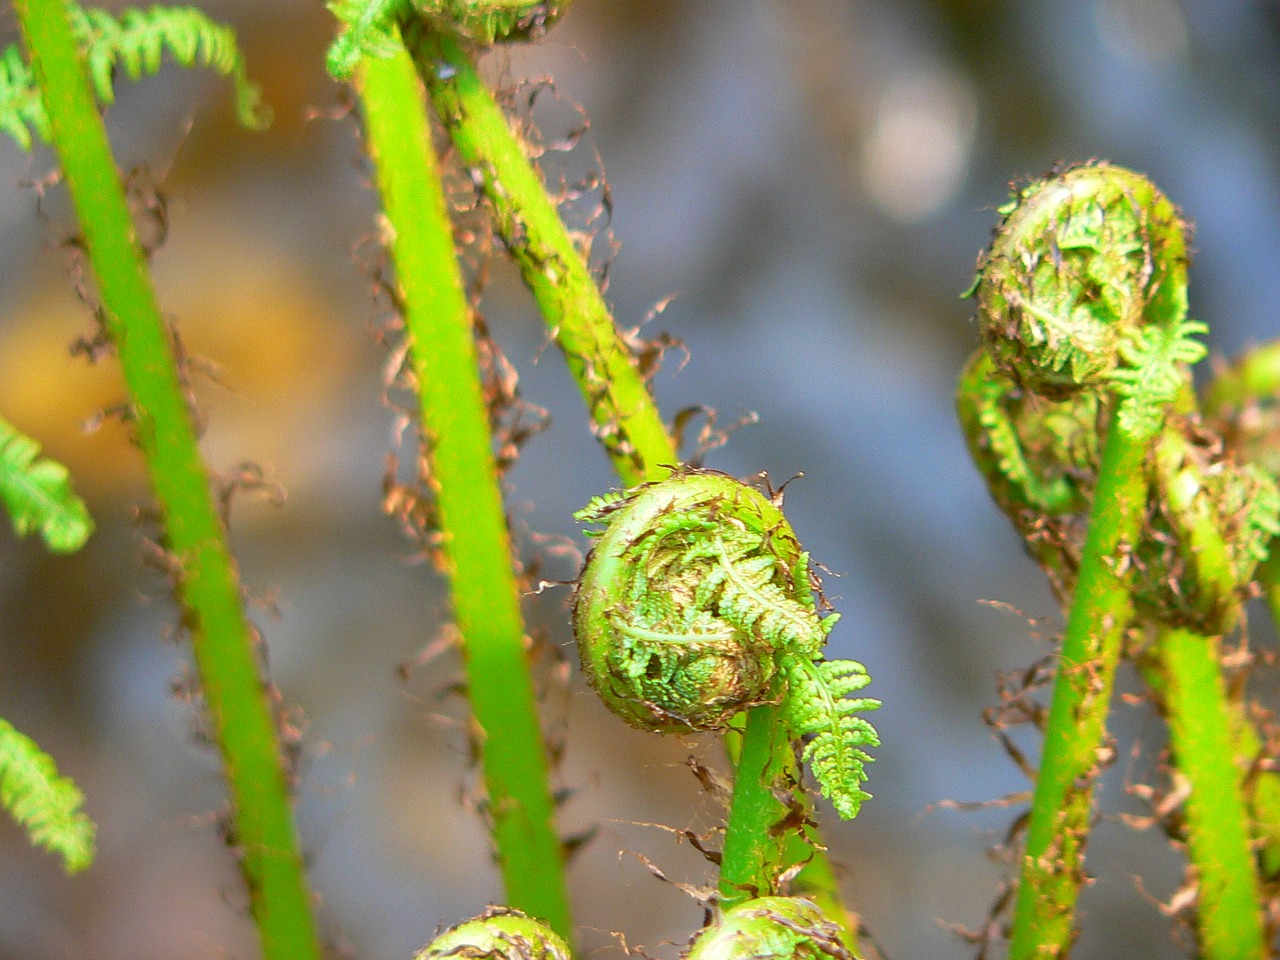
[16,3,321,958]
[1150,627,1265,960]
[1007,424,1148,959]
[358,38,572,938]
[408,26,675,487]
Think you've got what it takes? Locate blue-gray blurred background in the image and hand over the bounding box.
[1,1,1279,957]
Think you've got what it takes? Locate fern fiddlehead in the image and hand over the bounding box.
[573,469,880,821]
[684,897,851,960]
[965,163,1268,959]
[413,908,572,960]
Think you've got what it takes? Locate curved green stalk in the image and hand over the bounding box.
[15,3,320,958]
[408,26,674,488]
[1006,424,1149,958]
[357,38,572,938]
[1142,628,1265,960]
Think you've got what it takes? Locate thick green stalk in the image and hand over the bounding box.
[16,3,321,959]
[718,703,791,907]
[1007,423,1149,960]
[1144,628,1265,960]
[358,40,572,938]
[408,27,673,488]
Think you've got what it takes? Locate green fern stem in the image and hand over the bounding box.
[406,25,674,488]
[1006,423,1149,959]
[15,4,321,959]
[718,701,792,907]
[357,37,572,938]
[1140,629,1266,960]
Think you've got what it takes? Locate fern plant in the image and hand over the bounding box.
[0,415,92,553]
[573,469,881,822]
[0,718,95,874]
[0,1,267,149]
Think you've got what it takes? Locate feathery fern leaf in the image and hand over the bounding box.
[0,717,95,873]
[326,0,407,80]
[0,416,93,553]
[1111,318,1208,437]
[781,654,881,820]
[71,5,270,129]
[0,44,47,148]
[0,2,268,150]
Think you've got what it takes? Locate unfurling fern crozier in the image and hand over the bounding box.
[573,469,880,819]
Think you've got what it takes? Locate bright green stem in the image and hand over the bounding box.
[719,703,792,907]
[1145,628,1266,960]
[358,40,572,938]
[1007,423,1149,960]
[408,27,675,488]
[16,3,321,959]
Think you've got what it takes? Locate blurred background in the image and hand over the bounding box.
[1,0,1279,957]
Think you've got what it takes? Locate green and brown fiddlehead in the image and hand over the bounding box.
[684,897,852,960]
[963,163,1270,959]
[413,908,572,960]
[573,470,880,822]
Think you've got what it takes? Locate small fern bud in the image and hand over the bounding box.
[972,162,1203,438]
[573,469,880,818]
[414,908,571,960]
[685,897,851,960]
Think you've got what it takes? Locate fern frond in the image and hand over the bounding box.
[71,5,270,129]
[781,655,881,820]
[0,2,268,150]
[710,539,823,653]
[0,43,47,148]
[326,0,407,80]
[0,717,95,873]
[0,416,93,553]
[1111,318,1208,437]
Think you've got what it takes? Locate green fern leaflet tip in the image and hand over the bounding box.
[0,3,269,150]
[0,416,93,553]
[0,718,96,874]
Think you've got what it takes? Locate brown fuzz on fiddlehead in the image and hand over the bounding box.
[413,908,571,960]
[684,897,852,960]
[573,469,880,819]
